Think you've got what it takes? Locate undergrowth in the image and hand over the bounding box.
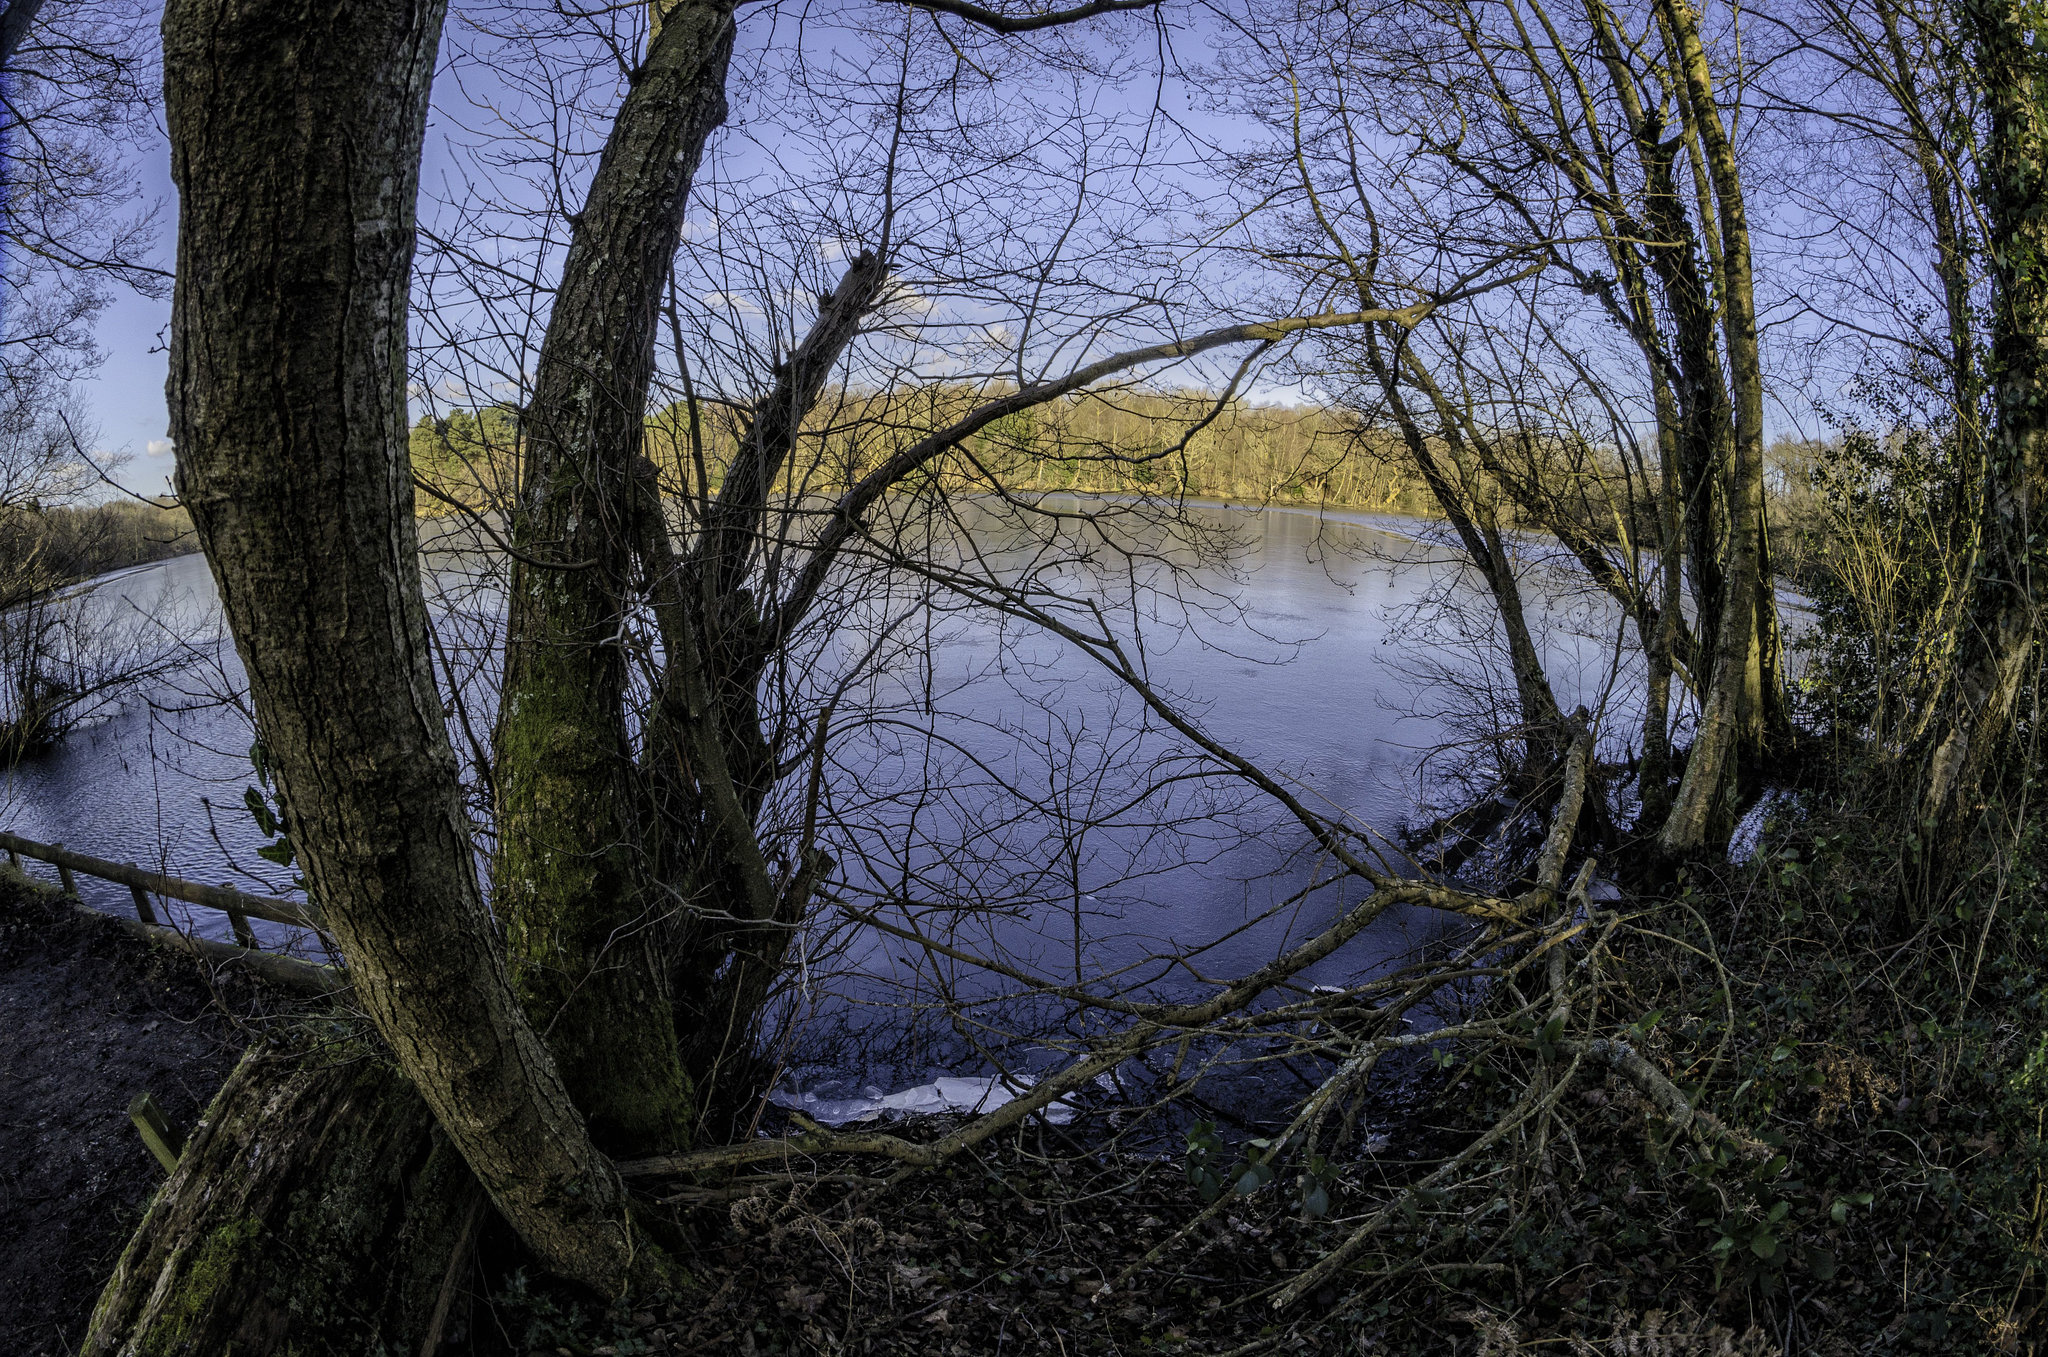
[436,788,2045,1356]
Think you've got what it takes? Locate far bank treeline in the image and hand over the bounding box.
[1,498,195,600]
[410,385,1843,563]
[410,387,1442,517]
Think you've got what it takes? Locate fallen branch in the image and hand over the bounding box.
[1554,1036,1772,1159]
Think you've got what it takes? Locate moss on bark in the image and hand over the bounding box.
[84,1038,481,1357]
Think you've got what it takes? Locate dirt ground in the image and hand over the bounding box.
[0,872,253,1355]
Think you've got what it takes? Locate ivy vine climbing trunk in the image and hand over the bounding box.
[154,0,637,1296]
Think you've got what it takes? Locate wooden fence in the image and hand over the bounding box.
[0,828,342,994]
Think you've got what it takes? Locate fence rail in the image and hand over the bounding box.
[0,827,341,994]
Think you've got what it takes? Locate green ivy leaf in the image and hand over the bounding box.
[243,786,278,839]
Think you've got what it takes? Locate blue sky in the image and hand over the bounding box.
[72,0,1938,495]
[85,2,1237,493]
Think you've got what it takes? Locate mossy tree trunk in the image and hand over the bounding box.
[1655,0,1791,855]
[1916,0,2048,850]
[492,0,736,1158]
[83,1044,480,1357]
[487,0,884,1142]
[159,0,637,1292]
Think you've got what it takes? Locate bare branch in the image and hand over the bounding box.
[878,0,1158,35]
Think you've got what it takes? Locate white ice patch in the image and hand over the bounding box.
[1728,789,1798,864]
[768,1074,1076,1127]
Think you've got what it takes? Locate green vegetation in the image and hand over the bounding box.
[0,494,193,589]
[409,406,522,514]
[412,392,1440,518]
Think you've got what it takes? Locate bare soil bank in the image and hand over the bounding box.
[0,875,250,1354]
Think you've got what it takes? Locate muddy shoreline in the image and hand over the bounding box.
[0,874,255,1354]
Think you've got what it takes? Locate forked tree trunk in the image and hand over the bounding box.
[1916,0,2048,851]
[160,0,637,1292]
[84,1044,478,1357]
[493,0,734,1155]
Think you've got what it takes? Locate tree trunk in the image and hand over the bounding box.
[1655,0,1786,854]
[1579,4,1709,828]
[83,1043,479,1357]
[1640,380,1686,828]
[1875,0,1983,453]
[161,0,637,1291]
[493,0,734,1155]
[1916,0,2048,848]
[0,0,45,75]
[645,252,888,1089]
[1595,25,1732,682]
[1364,328,1570,781]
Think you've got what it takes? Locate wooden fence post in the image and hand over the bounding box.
[128,1092,184,1173]
[225,892,257,949]
[128,880,160,926]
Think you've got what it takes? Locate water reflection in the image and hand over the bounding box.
[2,504,1636,1091]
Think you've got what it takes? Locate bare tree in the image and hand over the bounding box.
[93,0,1469,1344]
[1213,0,1793,852]
[0,0,166,396]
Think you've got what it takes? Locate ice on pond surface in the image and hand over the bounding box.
[767,1073,1076,1126]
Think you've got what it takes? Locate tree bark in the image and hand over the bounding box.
[1640,385,1686,828]
[1916,0,2048,846]
[161,0,636,1291]
[1629,87,1735,677]
[83,1044,479,1357]
[1655,0,1786,853]
[493,0,735,1155]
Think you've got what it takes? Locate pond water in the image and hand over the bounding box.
[2,502,1640,1112]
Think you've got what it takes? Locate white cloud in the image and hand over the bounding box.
[146,439,174,457]
[703,291,764,315]
[877,276,934,317]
